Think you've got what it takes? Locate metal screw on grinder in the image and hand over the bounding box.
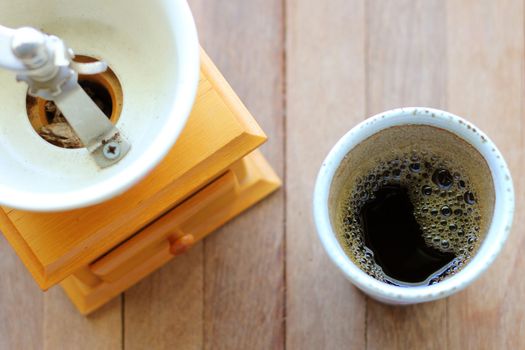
[102,142,121,160]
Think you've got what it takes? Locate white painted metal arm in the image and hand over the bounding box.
[0,25,26,70]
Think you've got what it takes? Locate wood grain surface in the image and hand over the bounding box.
[1,1,523,349]
[192,2,285,349]
[286,0,367,349]
[0,235,43,350]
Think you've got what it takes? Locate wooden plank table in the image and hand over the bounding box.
[1,0,523,349]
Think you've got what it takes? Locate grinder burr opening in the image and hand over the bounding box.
[26,55,123,149]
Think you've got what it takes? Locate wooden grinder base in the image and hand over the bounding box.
[0,50,280,314]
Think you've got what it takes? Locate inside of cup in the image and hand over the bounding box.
[328,123,495,286]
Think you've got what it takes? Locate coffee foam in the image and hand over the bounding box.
[330,125,495,285]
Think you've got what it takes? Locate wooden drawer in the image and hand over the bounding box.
[90,170,239,283]
[60,150,280,314]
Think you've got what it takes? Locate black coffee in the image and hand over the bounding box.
[360,184,455,283]
[339,150,484,286]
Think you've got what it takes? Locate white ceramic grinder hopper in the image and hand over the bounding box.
[0,0,200,211]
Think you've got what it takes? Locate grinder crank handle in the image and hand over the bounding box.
[0,25,27,71]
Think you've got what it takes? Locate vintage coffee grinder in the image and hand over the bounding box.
[0,0,280,314]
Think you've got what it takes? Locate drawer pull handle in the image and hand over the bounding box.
[169,234,195,256]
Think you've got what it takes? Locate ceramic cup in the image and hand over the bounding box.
[313,107,514,304]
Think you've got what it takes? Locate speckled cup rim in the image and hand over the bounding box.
[313,107,515,304]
